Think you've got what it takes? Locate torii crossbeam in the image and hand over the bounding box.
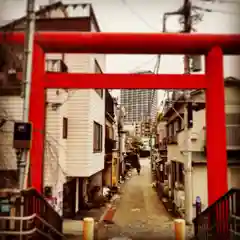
[1,31,239,206]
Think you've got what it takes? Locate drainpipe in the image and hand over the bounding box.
[20,0,36,190]
[18,1,36,239]
[184,100,193,225]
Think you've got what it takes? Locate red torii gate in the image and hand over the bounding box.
[1,32,240,206]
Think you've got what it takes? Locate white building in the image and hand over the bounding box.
[161,77,240,218]
[0,3,105,217]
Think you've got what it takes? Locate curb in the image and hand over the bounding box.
[100,204,117,223]
[99,172,132,224]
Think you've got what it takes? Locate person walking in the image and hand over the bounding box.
[130,148,141,175]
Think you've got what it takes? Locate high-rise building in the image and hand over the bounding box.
[120,89,158,125]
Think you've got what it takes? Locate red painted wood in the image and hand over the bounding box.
[205,47,227,205]
[44,73,207,89]
[1,32,240,54]
[28,44,45,192]
[0,31,230,203]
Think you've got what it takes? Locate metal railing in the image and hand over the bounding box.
[193,188,240,240]
[0,188,65,239]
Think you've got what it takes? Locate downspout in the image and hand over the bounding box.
[20,0,36,190]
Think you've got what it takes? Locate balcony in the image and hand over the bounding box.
[177,125,240,153]
[45,59,68,73]
[201,126,240,151]
[226,125,240,150]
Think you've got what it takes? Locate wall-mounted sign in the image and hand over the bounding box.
[13,122,32,149]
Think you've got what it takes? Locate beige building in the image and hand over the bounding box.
[159,77,240,217]
[0,3,105,218]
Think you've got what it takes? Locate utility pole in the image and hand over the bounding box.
[118,105,125,182]
[182,0,193,225]
[19,0,36,190]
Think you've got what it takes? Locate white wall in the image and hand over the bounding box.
[63,53,105,177]
[192,165,240,211]
[43,88,68,216]
[88,89,105,176]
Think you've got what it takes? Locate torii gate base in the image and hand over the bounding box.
[1,32,234,206]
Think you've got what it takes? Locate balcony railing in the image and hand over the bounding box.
[226,125,240,150]
[0,188,64,239]
[193,188,240,239]
[202,125,240,151]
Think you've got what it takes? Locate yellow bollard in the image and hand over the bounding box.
[83,217,94,240]
[174,219,186,240]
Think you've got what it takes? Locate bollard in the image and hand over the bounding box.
[174,219,185,240]
[83,217,94,240]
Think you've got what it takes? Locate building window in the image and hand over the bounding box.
[178,163,184,185]
[94,59,103,98]
[63,117,68,139]
[177,117,182,131]
[93,121,102,152]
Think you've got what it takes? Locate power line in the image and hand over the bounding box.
[127,56,158,73]
[193,5,240,14]
[120,0,159,31]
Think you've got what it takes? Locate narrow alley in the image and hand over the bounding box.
[97,158,176,239]
[1,1,240,239]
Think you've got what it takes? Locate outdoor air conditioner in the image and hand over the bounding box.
[190,132,199,141]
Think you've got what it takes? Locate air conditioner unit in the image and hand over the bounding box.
[179,195,185,210]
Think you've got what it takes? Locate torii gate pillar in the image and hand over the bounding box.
[205,46,227,205]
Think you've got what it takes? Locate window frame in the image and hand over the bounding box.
[62,117,68,139]
[94,59,103,98]
[93,121,103,153]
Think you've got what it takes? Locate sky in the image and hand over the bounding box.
[1,0,240,106]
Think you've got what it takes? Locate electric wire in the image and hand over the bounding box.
[128,56,158,73]
[120,0,159,31]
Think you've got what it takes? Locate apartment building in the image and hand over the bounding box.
[159,77,240,218]
[0,2,105,218]
[120,89,158,125]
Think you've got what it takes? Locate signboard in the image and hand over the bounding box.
[112,157,117,186]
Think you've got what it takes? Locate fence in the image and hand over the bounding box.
[193,188,240,240]
[0,188,65,239]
